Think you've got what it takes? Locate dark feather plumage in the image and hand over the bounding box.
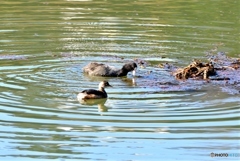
[83,62,137,77]
[77,81,112,100]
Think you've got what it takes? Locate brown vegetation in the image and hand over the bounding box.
[174,60,216,80]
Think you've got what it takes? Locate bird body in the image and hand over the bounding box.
[83,62,137,77]
[77,81,112,100]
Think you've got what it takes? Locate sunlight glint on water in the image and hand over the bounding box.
[0,0,239,161]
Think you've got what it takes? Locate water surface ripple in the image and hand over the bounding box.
[0,0,239,161]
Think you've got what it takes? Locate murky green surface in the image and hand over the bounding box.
[0,0,239,161]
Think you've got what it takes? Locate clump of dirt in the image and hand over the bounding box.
[152,52,240,94]
[163,52,240,81]
[174,60,216,80]
[171,52,239,82]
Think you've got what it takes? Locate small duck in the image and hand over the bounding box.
[77,81,112,100]
[83,62,137,77]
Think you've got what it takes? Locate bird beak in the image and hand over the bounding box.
[132,68,137,76]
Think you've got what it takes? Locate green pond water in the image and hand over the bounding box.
[0,0,239,161]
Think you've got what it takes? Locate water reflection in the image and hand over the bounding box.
[78,98,108,112]
[121,77,136,86]
[82,69,137,87]
[0,0,239,161]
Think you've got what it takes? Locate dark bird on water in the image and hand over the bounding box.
[83,62,137,77]
[77,81,112,100]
